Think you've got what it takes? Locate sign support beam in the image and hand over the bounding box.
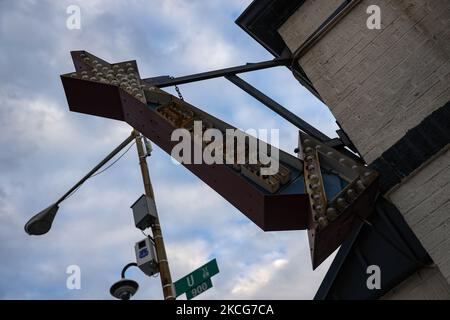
[143,57,357,154]
[225,74,330,142]
[143,58,291,87]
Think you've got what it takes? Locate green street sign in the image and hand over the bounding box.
[186,278,213,300]
[174,258,219,297]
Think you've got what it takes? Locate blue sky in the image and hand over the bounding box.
[0,0,339,299]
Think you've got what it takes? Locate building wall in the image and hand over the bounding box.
[278,0,450,287]
[279,0,450,163]
[388,147,450,283]
[382,265,450,300]
[279,0,343,49]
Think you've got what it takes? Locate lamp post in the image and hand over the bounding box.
[24,132,135,235]
[24,129,175,300]
[132,129,175,300]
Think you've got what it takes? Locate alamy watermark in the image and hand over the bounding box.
[170,121,280,176]
[66,5,81,30]
[367,5,381,30]
[366,265,381,290]
[66,264,81,290]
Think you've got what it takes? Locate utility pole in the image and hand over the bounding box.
[132,129,175,300]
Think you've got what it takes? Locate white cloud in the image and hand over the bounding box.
[231,258,289,297]
[154,0,242,70]
[167,239,212,277]
[0,0,336,300]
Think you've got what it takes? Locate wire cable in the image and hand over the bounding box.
[64,184,83,201]
[91,141,136,178]
[63,141,136,201]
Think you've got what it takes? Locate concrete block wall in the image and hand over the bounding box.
[279,0,450,163]
[278,0,450,288]
[382,265,450,300]
[389,147,450,283]
[280,0,343,49]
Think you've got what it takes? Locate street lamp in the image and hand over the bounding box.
[110,262,140,300]
[24,203,59,235]
[24,133,135,236]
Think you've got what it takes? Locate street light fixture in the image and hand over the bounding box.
[24,203,59,235]
[110,262,140,300]
[24,129,175,300]
[24,133,135,236]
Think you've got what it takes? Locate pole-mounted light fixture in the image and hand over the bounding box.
[110,262,140,300]
[24,203,59,235]
[24,133,135,236]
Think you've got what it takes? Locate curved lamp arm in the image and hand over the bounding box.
[121,262,138,279]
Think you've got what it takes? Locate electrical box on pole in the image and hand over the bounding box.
[130,194,158,230]
[135,237,159,276]
[143,137,153,157]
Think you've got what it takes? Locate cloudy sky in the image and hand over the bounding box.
[0,0,339,299]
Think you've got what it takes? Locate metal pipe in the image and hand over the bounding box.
[56,133,135,204]
[144,58,291,88]
[225,74,330,142]
[292,0,362,60]
[121,262,138,279]
[132,130,175,300]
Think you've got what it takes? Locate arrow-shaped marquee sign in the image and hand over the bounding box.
[61,51,379,269]
[61,51,312,232]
